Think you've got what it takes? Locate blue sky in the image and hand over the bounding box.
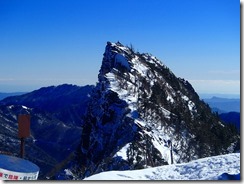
[0,0,240,95]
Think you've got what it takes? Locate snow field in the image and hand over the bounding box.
[84,153,240,180]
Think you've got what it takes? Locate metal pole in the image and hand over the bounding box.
[20,137,25,158]
[170,141,173,164]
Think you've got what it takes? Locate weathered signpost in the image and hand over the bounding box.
[0,114,39,180]
[18,114,30,158]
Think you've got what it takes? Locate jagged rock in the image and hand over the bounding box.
[65,42,240,179]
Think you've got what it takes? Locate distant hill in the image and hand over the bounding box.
[0,92,27,100]
[0,84,94,179]
[203,97,240,113]
[199,94,240,99]
[202,96,240,133]
[0,84,95,127]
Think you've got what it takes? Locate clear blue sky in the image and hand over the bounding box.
[0,0,240,95]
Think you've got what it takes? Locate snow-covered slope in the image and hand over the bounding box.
[84,153,240,180]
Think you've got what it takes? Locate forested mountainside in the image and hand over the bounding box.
[0,84,94,127]
[0,84,94,179]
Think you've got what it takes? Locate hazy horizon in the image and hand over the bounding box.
[0,0,240,95]
[0,84,240,100]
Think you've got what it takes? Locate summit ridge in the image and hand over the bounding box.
[63,42,239,179]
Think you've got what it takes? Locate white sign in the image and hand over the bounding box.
[0,154,39,180]
[0,167,39,180]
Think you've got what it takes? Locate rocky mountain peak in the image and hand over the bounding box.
[63,42,239,180]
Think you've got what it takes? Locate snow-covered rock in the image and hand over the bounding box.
[61,41,240,180]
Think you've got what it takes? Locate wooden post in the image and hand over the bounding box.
[20,138,25,158]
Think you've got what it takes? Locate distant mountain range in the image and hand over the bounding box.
[203,97,240,113]
[0,42,240,180]
[0,84,94,179]
[2,92,239,133]
[0,84,94,127]
[202,97,240,132]
[0,92,27,100]
[199,94,240,99]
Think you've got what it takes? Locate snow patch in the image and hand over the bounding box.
[167,95,174,103]
[21,105,28,110]
[113,143,130,160]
